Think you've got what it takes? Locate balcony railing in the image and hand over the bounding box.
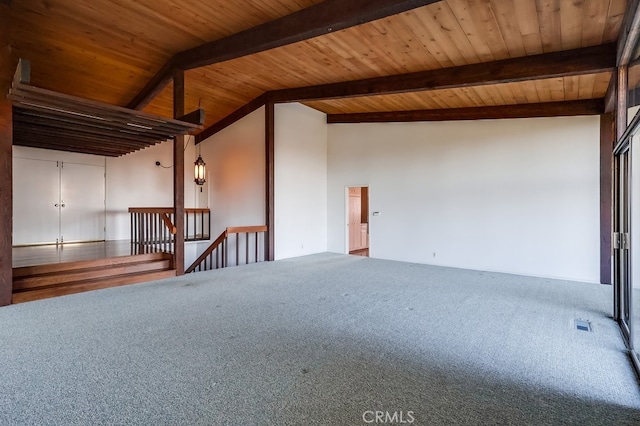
[129,207,210,253]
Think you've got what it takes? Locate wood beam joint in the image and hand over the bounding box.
[177,109,205,126]
[127,0,441,110]
[617,0,640,66]
[195,94,268,144]
[127,58,176,110]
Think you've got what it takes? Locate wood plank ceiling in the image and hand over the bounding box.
[7,0,628,150]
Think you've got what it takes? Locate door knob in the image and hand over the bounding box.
[54,203,59,207]
[61,203,66,208]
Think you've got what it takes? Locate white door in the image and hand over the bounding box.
[60,162,106,243]
[12,158,60,245]
[12,158,106,245]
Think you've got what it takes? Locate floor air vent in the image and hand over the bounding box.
[575,319,592,332]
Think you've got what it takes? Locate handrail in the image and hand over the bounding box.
[186,225,268,273]
[128,207,174,214]
[128,207,209,214]
[160,213,177,235]
[185,229,228,273]
[226,225,268,234]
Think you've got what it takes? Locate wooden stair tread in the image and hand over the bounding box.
[12,269,177,303]
[13,259,173,291]
[13,252,172,278]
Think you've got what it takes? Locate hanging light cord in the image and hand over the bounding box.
[154,137,192,168]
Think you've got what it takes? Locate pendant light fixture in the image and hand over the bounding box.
[194,144,206,185]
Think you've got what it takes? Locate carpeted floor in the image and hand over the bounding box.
[1,253,639,425]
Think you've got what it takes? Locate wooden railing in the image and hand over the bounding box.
[186,225,267,273]
[129,207,211,254]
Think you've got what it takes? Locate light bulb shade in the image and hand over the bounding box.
[194,155,206,185]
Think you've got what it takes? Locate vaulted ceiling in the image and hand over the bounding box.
[6,0,630,149]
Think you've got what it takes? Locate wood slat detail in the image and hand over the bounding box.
[7,60,202,157]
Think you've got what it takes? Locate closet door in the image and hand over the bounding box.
[60,162,106,243]
[12,158,60,245]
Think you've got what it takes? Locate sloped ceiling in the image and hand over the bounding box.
[7,0,628,145]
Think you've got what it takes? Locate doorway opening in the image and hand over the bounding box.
[347,186,369,257]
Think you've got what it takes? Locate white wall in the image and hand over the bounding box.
[327,116,601,283]
[274,103,328,260]
[105,137,198,240]
[199,107,266,238]
[13,111,602,283]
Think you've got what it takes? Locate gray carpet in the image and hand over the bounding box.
[1,253,639,425]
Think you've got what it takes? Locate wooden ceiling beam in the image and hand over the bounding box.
[195,44,614,139]
[177,109,205,126]
[271,43,616,102]
[128,0,442,110]
[126,58,175,111]
[617,0,640,66]
[175,0,440,70]
[605,75,616,113]
[326,100,605,123]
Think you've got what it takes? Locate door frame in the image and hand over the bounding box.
[614,139,631,343]
[345,185,369,255]
[614,110,640,374]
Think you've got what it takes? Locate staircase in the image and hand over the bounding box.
[12,252,176,303]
